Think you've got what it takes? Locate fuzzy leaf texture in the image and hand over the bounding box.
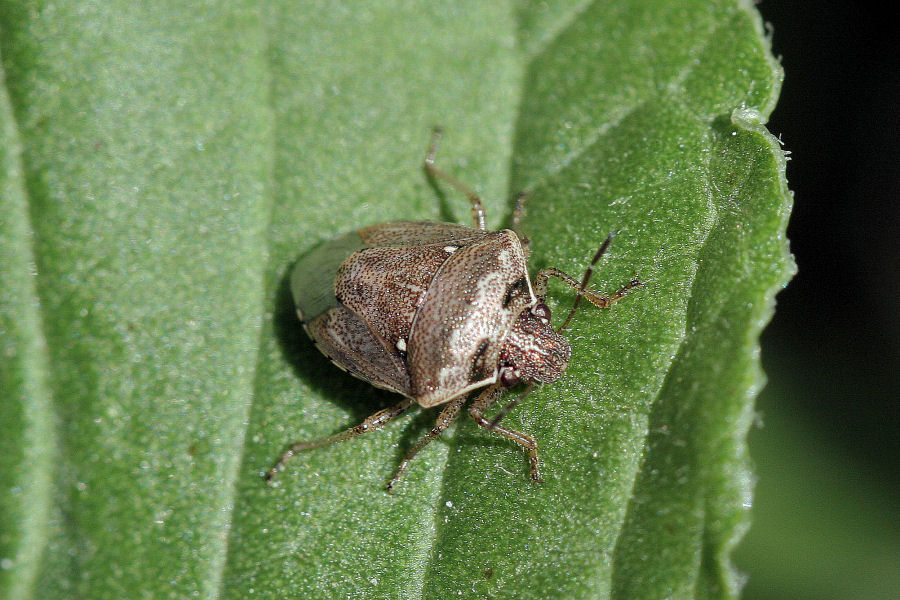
[0,1,793,599]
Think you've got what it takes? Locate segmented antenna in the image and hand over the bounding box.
[557,232,615,333]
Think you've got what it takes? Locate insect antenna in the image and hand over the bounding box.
[488,234,639,431]
[557,232,615,333]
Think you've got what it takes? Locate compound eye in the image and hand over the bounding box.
[532,302,551,322]
[499,366,521,388]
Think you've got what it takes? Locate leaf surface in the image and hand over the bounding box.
[0,1,792,599]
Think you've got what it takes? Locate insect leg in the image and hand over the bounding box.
[424,127,487,230]
[533,234,641,332]
[469,384,542,483]
[265,398,415,482]
[386,394,467,493]
[536,267,641,309]
[510,191,531,258]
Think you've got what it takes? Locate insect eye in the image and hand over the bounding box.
[499,366,521,388]
[532,302,551,321]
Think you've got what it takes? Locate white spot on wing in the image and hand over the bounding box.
[396,338,407,352]
[473,249,510,308]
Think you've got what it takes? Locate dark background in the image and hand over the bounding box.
[736,3,899,599]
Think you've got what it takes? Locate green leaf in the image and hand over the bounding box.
[0,49,55,600]
[0,1,792,599]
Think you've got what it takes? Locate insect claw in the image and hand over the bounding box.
[264,463,282,483]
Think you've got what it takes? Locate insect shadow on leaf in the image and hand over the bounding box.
[273,262,399,424]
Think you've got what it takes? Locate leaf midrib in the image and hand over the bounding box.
[0,55,58,600]
[419,4,728,599]
[212,8,279,599]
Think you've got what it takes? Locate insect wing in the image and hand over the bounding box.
[357,221,490,247]
[335,244,451,365]
[292,230,412,394]
[306,304,411,395]
[408,230,535,407]
[292,222,532,407]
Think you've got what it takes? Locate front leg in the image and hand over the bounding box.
[469,384,542,483]
[534,267,641,309]
[533,234,641,332]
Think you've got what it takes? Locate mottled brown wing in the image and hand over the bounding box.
[406,229,536,407]
[357,221,492,247]
[298,221,532,406]
[330,221,502,403]
[306,305,411,395]
[336,244,451,360]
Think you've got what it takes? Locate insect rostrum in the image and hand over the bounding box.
[267,129,640,492]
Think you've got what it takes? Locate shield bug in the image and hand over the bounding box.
[267,128,640,492]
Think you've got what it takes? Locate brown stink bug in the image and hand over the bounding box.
[266,128,640,492]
